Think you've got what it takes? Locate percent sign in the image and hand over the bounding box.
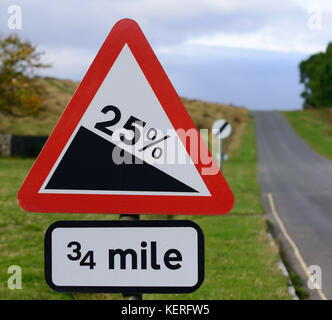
[94,105,170,159]
[139,128,169,159]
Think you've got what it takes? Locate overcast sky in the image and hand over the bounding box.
[1,0,332,110]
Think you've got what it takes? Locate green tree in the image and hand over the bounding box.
[0,34,50,116]
[300,42,332,109]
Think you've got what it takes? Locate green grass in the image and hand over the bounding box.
[283,108,332,160]
[0,117,291,300]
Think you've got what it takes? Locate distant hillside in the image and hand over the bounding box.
[0,77,249,153]
[0,77,78,136]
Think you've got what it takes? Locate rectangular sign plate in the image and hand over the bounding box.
[45,220,204,293]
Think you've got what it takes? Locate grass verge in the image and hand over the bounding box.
[283,108,332,160]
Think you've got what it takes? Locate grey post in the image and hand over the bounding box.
[119,214,143,300]
[219,138,223,173]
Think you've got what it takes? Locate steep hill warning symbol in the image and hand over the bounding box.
[17,19,234,215]
[44,126,197,193]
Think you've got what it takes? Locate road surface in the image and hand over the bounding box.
[254,111,332,300]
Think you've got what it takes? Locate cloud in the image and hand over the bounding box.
[37,46,96,80]
[185,26,326,54]
[1,0,331,109]
[182,0,332,55]
[157,45,306,110]
[1,0,330,53]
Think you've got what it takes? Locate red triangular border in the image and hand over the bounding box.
[17,19,234,215]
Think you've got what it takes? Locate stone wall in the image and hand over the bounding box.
[0,133,47,157]
[0,134,11,156]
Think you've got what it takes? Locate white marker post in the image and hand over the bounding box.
[212,119,232,173]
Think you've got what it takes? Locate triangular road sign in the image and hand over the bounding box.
[17,19,234,215]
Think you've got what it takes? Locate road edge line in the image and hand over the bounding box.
[267,193,327,300]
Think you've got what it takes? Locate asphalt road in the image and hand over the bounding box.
[254,111,332,300]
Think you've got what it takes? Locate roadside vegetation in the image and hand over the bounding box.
[0,34,49,117]
[283,108,332,161]
[292,41,332,161]
[293,41,332,160]
[299,42,332,109]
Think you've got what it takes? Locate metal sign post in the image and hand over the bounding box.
[219,138,223,173]
[119,214,142,300]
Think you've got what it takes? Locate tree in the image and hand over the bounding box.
[0,34,50,116]
[300,43,332,109]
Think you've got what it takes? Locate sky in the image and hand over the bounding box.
[1,0,332,110]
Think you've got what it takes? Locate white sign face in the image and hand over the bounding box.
[45,221,204,293]
[212,119,232,140]
[39,44,210,197]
